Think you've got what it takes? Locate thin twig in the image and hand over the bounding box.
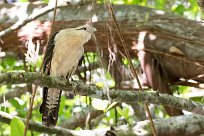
[23,0,59,135]
[23,86,37,136]
[89,0,113,102]
[107,3,157,136]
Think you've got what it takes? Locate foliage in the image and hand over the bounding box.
[10,118,25,136]
[112,0,202,20]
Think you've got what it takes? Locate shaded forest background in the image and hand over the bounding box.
[1,0,204,135]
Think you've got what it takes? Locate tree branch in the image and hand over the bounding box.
[0,87,27,103]
[196,0,204,13]
[1,3,204,86]
[0,1,91,38]
[0,110,204,136]
[60,106,103,129]
[114,114,204,136]
[0,72,204,115]
[0,111,73,135]
[2,3,204,60]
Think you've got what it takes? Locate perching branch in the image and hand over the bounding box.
[0,72,204,115]
[0,110,204,136]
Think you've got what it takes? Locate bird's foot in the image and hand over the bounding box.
[155,90,160,96]
[56,76,66,83]
[57,75,64,79]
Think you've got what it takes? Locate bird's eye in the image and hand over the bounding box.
[76,27,87,31]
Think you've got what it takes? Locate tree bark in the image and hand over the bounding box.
[1,1,204,119]
[1,2,204,59]
[0,87,27,103]
[0,72,204,115]
[60,106,103,129]
[0,110,203,136]
[196,0,204,13]
[1,2,204,85]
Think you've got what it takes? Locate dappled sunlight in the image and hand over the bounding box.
[25,38,40,65]
[134,31,147,50]
[154,10,165,15]
[18,21,51,42]
[92,14,98,22]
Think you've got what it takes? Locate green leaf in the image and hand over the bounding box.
[123,107,129,119]
[116,106,130,121]
[43,0,49,3]
[109,108,116,125]
[19,0,28,2]
[122,58,129,65]
[92,99,109,111]
[9,99,21,109]
[190,96,204,104]
[174,4,186,14]
[106,102,117,112]
[116,106,124,117]
[10,118,25,136]
[59,96,66,115]
[155,0,166,10]
[128,0,140,4]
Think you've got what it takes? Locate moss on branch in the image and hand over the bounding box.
[0,72,204,115]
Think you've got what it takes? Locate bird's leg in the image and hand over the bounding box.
[155,89,160,96]
[65,75,73,82]
[66,66,75,79]
[57,75,64,79]
[70,77,74,81]
[65,71,75,99]
[65,77,75,99]
[56,75,66,83]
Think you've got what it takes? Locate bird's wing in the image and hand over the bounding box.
[78,55,84,67]
[40,31,60,127]
[43,31,59,74]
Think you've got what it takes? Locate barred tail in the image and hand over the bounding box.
[40,87,62,127]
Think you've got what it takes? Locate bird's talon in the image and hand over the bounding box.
[156,91,160,96]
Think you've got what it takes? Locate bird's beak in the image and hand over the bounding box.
[93,27,97,32]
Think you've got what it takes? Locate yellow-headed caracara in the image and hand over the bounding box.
[40,24,97,127]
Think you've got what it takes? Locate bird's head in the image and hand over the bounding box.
[75,24,97,34]
[74,24,97,42]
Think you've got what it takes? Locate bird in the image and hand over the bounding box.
[39,24,97,127]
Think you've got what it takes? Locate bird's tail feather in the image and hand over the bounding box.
[40,87,62,127]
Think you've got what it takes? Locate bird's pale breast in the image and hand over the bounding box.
[50,36,84,77]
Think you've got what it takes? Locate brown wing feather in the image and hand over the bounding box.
[78,55,84,67]
[40,32,62,127]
